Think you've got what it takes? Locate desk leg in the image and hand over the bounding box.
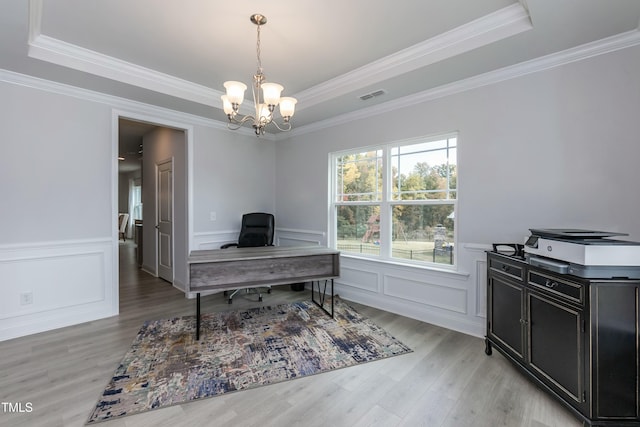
[311,279,334,318]
[196,293,201,341]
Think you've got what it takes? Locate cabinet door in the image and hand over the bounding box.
[528,292,587,412]
[488,274,525,360]
[591,284,639,419]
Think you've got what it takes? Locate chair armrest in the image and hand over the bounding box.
[220,243,238,249]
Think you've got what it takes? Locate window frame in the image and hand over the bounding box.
[329,133,458,269]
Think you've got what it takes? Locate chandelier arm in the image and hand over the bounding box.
[228,114,256,126]
[270,120,292,132]
[226,122,244,131]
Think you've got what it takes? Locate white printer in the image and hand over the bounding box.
[523,228,640,279]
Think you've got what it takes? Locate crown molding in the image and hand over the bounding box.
[286,29,640,138]
[27,34,223,107]
[294,3,532,110]
[27,0,223,107]
[0,68,272,139]
[27,0,530,114]
[7,29,640,143]
[14,0,640,143]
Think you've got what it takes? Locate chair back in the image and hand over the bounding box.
[118,213,129,234]
[237,212,275,247]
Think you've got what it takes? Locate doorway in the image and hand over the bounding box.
[116,115,190,301]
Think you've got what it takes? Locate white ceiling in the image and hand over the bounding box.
[2,0,640,141]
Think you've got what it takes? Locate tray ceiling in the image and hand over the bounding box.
[2,0,640,135]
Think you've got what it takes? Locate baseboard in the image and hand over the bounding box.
[337,285,485,338]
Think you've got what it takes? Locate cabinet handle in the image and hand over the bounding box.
[501,265,510,272]
[544,279,558,289]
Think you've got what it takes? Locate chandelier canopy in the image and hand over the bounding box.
[221,14,297,136]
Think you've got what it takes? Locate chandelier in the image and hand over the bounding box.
[221,14,297,136]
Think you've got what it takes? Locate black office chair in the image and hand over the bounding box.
[221,212,275,303]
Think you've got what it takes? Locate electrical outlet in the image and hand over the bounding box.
[210,211,216,221]
[20,292,33,305]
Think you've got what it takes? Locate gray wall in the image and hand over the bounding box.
[277,44,640,243]
[1,82,113,244]
[1,41,638,340]
[274,44,640,336]
[0,74,276,340]
[191,127,276,237]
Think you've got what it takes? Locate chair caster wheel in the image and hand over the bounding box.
[259,297,263,302]
[228,299,233,304]
[267,289,271,294]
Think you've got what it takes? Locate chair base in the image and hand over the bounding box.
[225,287,272,304]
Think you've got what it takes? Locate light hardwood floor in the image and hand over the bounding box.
[0,242,582,427]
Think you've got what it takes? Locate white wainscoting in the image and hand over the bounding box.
[191,230,241,250]
[0,238,117,341]
[192,228,325,250]
[275,228,326,247]
[334,255,483,336]
[189,229,491,337]
[383,273,468,314]
[278,228,491,337]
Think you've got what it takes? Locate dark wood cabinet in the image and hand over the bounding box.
[527,290,587,413]
[488,266,525,360]
[486,252,640,426]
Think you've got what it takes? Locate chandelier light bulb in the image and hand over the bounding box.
[279,97,297,119]
[223,81,247,105]
[261,83,283,106]
[221,95,234,115]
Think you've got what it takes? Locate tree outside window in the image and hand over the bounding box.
[332,135,457,267]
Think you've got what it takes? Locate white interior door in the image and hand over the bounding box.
[157,159,173,282]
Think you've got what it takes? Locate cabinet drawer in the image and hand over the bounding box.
[528,271,584,305]
[489,257,525,281]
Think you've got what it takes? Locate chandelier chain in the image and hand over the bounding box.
[256,24,263,76]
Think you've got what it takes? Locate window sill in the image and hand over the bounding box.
[339,252,470,279]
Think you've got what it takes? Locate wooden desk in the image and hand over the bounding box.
[188,245,340,339]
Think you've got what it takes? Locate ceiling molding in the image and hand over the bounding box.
[9,23,640,143]
[0,68,271,140]
[286,29,640,139]
[27,0,223,107]
[294,3,532,110]
[27,0,530,114]
[28,34,223,107]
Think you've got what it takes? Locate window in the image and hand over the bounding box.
[331,134,457,267]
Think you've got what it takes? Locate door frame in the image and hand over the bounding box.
[112,109,194,312]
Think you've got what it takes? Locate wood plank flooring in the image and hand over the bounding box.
[0,242,582,427]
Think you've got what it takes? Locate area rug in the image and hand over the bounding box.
[86,298,411,424]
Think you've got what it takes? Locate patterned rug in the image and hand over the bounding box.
[86,298,411,424]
